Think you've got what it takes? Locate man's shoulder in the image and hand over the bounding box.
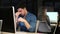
[28,12,36,17]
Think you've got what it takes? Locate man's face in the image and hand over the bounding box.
[44,9,47,14]
[17,8,25,16]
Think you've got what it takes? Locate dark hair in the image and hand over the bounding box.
[42,6,47,21]
[16,2,26,9]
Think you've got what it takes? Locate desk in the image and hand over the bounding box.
[50,24,57,26]
[15,32,38,34]
[1,32,39,34]
[1,32,14,34]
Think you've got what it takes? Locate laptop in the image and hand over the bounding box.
[0,6,16,33]
[46,12,58,23]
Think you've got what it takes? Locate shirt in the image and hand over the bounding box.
[17,12,36,32]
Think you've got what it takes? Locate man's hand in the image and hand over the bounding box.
[15,12,21,17]
[18,17,25,22]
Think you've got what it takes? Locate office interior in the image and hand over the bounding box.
[0,0,60,34]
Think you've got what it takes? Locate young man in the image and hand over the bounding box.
[15,3,36,32]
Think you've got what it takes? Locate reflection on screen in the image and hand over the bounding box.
[46,12,58,23]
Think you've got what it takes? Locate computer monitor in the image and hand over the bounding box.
[0,6,15,33]
[46,12,58,23]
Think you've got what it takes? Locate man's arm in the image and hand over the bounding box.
[23,19,31,29]
[15,12,21,27]
[47,16,50,26]
[18,17,31,29]
[28,16,36,31]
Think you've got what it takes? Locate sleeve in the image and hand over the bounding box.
[28,15,37,32]
[46,16,51,26]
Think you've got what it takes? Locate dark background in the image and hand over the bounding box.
[0,0,37,17]
[0,0,60,16]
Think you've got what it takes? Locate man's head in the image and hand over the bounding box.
[17,2,27,16]
[42,7,47,15]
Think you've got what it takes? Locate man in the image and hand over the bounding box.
[15,2,36,32]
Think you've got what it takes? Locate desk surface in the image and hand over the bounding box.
[1,32,39,34]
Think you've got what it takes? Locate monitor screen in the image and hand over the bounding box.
[46,12,58,23]
[0,6,15,33]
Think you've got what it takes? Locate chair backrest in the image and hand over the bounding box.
[35,20,51,33]
[35,20,40,33]
[0,20,3,34]
[0,20,3,31]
